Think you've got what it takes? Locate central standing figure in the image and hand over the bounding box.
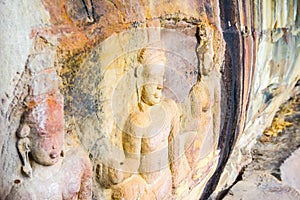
[122,45,189,199]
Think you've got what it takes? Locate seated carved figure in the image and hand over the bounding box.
[111,46,190,199]
[6,91,92,200]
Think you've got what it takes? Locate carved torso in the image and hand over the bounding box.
[6,147,91,200]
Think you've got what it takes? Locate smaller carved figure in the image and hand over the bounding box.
[6,70,92,200]
[185,79,211,167]
[197,25,221,158]
[184,24,221,184]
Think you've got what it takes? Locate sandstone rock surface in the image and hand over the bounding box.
[0,0,300,199]
[281,147,300,192]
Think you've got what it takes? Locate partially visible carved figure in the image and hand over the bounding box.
[185,24,221,183]
[186,79,211,168]
[6,70,92,200]
[197,25,221,158]
[111,46,190,199]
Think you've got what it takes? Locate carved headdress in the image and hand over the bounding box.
[24,68,64,129]
[135,43,166,108]
[17,69,64,177]
[137,45,166,84]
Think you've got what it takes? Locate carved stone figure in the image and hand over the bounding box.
[111,46,190,199]
[6,70,92,200]
[186,79,211,166]
[197,25,221,158]
[185,25,221,183]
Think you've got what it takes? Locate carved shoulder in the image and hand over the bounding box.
[162,98,180,116]
[64,146,92,171]
[126,110,151,129]
[5,183,35,200]
[189,81,211,112]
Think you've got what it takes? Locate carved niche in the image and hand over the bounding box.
[71,25,224,199]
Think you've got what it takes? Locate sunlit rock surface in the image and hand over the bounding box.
[0,0,300,199]
[211,1,300,198]
[223,173,300,200]
[281,147,300,192]
[220,93,300,199]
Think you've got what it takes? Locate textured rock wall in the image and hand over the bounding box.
[208,0,300,198]
[0,0,299,199]
[0,0,52,197]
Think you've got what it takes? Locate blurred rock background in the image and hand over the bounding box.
[221,86,300,199]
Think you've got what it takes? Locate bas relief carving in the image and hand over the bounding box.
[71,26,223,199]
[111,46,191,199]
[6,70,92,200]
[185,25,221,185]
[11,26,223,199]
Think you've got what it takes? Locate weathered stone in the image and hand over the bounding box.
[281,147,300,192]
[223,173,300,200]
[4,69,92,199]
[1,0,300,199]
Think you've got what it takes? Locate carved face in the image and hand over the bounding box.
[29,124,64,166]
[27,94,64,166]
[141,83,163,106]
[140,61,165,106]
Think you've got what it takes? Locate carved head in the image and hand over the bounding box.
[197,24,215,76]
[23,92,64,166]
[137,46,166,106]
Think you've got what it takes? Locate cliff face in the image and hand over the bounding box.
[0,0,299,199]
[211,1,300,198]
